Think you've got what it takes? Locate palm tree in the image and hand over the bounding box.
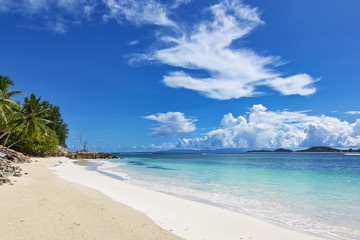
[0,76,22,97]
[0,91,19,125]
[0,75,22,125]
[2,94,52,148]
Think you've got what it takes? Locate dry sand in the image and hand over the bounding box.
[0,157,182,240]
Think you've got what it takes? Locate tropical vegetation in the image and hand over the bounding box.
[0,75,69,155]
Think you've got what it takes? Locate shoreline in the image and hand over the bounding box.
[53,157,327,240]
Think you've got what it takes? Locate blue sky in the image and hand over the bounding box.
[1,0,360,151]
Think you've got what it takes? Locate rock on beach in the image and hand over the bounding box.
[0,145,30,185]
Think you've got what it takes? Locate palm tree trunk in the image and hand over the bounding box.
[0,131,8,140]
[8,137,25,149]
[0,122,25,140]
[3,132,11,146]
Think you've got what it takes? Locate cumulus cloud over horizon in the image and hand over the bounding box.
[154,105,360,149]
[144,0,317,100]
[144,112,197,137]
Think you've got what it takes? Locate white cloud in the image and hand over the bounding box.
[57,0,79,11]
[46,20,67,34]
[1,0,186,32]
[83,4,96,20]
[142,0,317,100]
[102,0,175,26]
[345,111,360,115]
[0,0,98,33]
[129,40,139,46]
[158,105,360,149]
[171,0,191,9]
[265,74,317,96]
[144,112,196,137]
[23,0,49,13]
[0,0,13,12]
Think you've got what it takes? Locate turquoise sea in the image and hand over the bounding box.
[98,153,360,239]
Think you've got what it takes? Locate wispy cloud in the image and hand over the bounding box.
[102,0,176,26]
[0,0,98,33]
[0,0,182,33]
[345,111,360,115]
[171,0,191,9]
[129,40,139,46]
[141,0,317,100]
[0,0,13,12]
[45,20,67,34]
[144,112,196,137]
[155,105,360,149]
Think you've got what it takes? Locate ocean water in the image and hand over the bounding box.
[97,153,360,239]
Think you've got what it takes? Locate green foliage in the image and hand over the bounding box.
[7,93,52,142]
[40,101,69,147]
[0,75,69,155]
[12,127,59,155]
[0,75,23,97]
[0,75,21,125]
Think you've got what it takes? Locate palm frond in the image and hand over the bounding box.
[37,118,53,125]
[0,105,7,124]
[6,90,23,98]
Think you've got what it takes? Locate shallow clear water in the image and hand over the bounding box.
[98,153,360,239]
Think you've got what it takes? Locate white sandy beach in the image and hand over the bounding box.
[0,157,181,240]
[51,157,326,240]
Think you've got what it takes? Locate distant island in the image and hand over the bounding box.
[247,148,294,153]
[296,146,341,152]
[247,146,360,153]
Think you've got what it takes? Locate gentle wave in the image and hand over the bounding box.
[97,163,131,180]
[117,169,357,239]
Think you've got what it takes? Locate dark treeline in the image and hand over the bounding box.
[0,75,69,155]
